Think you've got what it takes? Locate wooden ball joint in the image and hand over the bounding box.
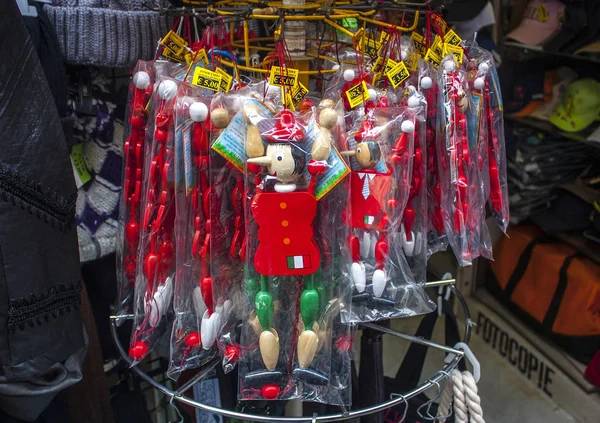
[210,107,229,129]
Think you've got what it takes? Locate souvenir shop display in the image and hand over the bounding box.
[107,2,507,417]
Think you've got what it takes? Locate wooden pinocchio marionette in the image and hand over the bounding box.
[341,114,414,302]
[243,104,336,395]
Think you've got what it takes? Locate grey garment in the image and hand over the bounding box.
[0,0,86,419]
[0,333,87,422]
[44,0,170,67]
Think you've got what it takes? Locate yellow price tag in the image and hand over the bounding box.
[425,49,441,69]
[443,44,464,64]
[161,30,187,56]
[215,68,233,93]
[268,66,299,87]
[291,82,309,105]
[405,53,419,71]
[386,61,410,89]
[192,67,222,92]
[163,48,185,63]
[346,81,370,109]
[444,30,463,47]
[432,35,444,57]
[372,56,385,74]
[384,58,398,74]
[411,31,426,57]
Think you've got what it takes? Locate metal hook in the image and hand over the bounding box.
[389,392,410,423]
[416,378,442,420]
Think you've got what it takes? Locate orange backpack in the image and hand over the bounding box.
[488,224,600,363]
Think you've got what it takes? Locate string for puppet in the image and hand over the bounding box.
[154,16,182,60]
[185,14,192,47]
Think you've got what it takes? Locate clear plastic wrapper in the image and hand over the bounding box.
[211,92,351,402]
[129,75,180,364]
[116,60,155,321]
[168,84,218,379]
[465,43,509,233]
[419,59,448,256]
[335,79,435,322]
[208,91,248,373]
[437,55,491,266]
[400,87,428,284]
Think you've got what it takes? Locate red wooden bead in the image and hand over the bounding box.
[185,332,201,348]
[130,114,145,129]
[335,336,352,353]
[155,128,169,144]
[129,341,149,360]
[225,344,240,363]
[261,384,280,400]
[125,221,139,252]
[144,253,160,284]
[201,277,214,312]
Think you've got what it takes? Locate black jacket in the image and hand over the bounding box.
[0,0,85,420]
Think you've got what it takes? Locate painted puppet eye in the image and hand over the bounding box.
[356,148,361,154]
[277,155,283,161]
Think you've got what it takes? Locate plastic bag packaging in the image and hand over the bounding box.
[419,59,448,257]
[336,82,435,322]
[400,86,428,284]
[466,44,509,233]
[168,84,218,379]
[116,60,155,321]
[208,91,248,373]
[211,92,351,402]
[129,76,180,364]
[437,55,491,266]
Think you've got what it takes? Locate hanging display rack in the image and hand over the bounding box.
[110,278,473,422]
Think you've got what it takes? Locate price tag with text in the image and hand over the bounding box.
[425,49,441,69]
[269,66,299,87]
[432,35,444,57]
[411,31,426,56]
[444,30,463,47]
[346,81,370,109]
[384,58,398,74]
[372,56,385,74]
[192,68,222,91]
[161,30,187,56]
[215,68,233,92]
[443,44,464,64]
[386,61,410,89]
[164,48,185,63]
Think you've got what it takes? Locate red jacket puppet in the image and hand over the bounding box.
[241,105,336,398]
[341,115,415,301]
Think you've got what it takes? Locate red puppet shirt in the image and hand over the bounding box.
[250,190,320,276]
[343,169,392,231]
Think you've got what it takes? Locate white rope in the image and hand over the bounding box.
[436,370,485,423]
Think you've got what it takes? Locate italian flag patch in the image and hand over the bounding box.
[287,255,311,270]
[364,215,375,225]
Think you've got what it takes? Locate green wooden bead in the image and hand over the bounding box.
[255,291,273,331]
[300,289,319,329]
[245,277,259,299]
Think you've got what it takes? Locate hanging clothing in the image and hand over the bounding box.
[0,0,85,419]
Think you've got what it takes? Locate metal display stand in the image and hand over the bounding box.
[110,279,472,422]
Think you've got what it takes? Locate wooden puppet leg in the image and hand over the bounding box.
[298,273,319,369]
[373,231,389,298]
[348,232,366,293]
[255,275,279,371]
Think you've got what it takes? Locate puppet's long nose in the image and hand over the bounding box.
[247,156,272,166]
